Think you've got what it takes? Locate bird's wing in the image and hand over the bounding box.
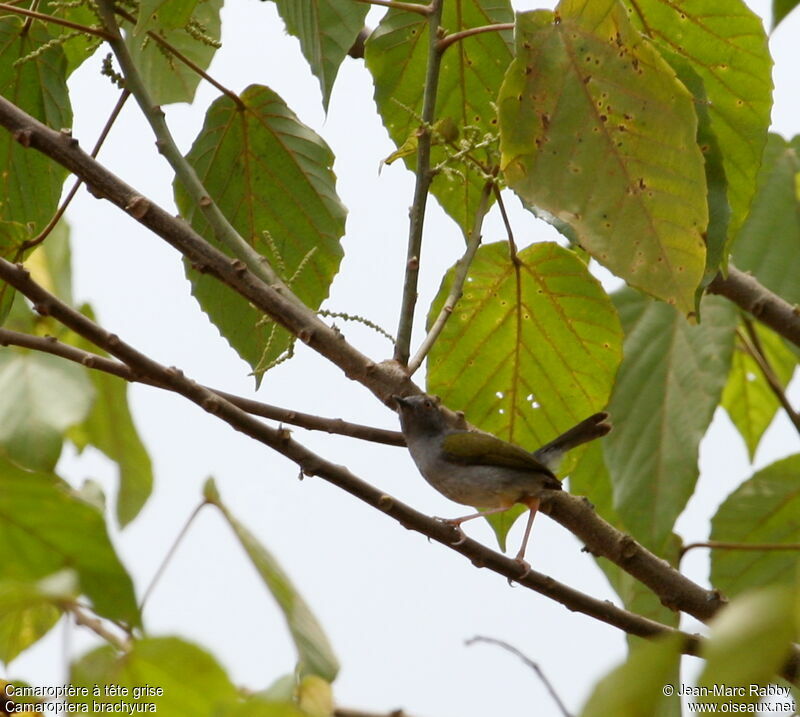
[442,431,558,479]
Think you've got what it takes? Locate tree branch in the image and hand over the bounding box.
[407,180,492,374]
[0,258,704,661]
[708,266,800,349]
[0,328,404,446]
[0,94,419,404]
[394,0,444,364]
[67,604,131,652]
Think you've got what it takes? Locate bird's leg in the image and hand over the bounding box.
[513,497,541,579]
[434,505,514,546]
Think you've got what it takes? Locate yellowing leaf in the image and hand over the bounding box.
[499,3,708,312]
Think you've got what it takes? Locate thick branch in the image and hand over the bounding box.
[708,266,800,348]
[0,328,404,446]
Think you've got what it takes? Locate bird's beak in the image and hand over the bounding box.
[392,395,410,409]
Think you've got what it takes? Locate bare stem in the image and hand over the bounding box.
[466,636,572,717]
[139,502,207,612]
[67,604,131,651]
[407,180,493,374]
[739,318,800,435]
[437,22,514,52]
[0,327,405,446]
[394,0,444,365]
[681,540,800,560]
[18,89,130,255]
[494,185,518,261]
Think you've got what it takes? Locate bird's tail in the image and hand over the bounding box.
[533,412,612,471]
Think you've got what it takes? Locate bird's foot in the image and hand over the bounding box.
[507,557,531,585]
[433,516,468,546]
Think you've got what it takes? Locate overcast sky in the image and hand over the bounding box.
[5,1,800,715]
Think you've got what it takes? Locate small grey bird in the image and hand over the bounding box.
[393,395,611,562]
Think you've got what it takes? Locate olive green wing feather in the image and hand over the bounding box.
[442,431,559,480]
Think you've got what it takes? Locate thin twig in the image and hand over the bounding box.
[18,90,130,256]
[681,540,800,560]
[394,0,444,365]
[493,185,518,261]
[352,0,432,14]
[139,502,207,612]
[0,2,112,39]
[437,22,514,51]
[0,328,405,446]
[407,180,493,374]
[67,604,131,651]
[739,318,800,435]
[466,636,572,717]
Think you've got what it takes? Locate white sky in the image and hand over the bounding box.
[4,1,800,715]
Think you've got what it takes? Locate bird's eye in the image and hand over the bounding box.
[423,400,433,409]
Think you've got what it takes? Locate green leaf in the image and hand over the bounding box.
[65,306,154,528]
[721,323,797,460]
[175,85,346,379]
[426,241,622,546]
[0,571,77,664]
[428,241,622,447]
[0,350,94,472]
[732,133,800,306]
[136,0,200,34]
[773,0,800,28]
[26,222,73,305]
[366,0,513,234]
[710,454,800,597]
[498,3,707,313]
[71,638,238,713]
[697,586,796,705]
[0,17,71,233]
[0,222,29,325]
[580,633,683,717]
[269,0,368,110]
[605,290,737,551]
[124,0,222,106]
[212,491,339,681]
[0,457,139,626]
[622,0,773,246]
